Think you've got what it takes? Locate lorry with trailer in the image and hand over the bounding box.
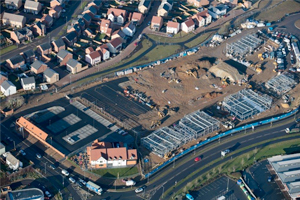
[86,181,102,195]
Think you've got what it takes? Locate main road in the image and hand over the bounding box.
[96,113,299,200]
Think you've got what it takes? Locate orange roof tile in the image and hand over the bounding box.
[107,8,127,17]
[183,18,195,27]
[151,16,163,24]
[17,117,48,141]
[131,12,143,21]
[167,21,179,28]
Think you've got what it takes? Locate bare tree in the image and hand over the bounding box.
[253,147,258,154]
[241,158,245,167]
[207,173,211,180]
[212,168,216,174]
[247,153,250,160]
[218,166,222,174]
[232,165,236,172]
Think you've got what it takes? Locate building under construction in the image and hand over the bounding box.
[222,89,272,121]
[142,111,220,158]
[226,34,263,58]
[265,72,297,95]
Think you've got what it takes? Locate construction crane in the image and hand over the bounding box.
[185,69,198,79]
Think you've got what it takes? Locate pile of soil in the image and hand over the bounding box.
[204,91,223,99]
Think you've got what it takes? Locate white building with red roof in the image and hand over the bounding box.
[85,51,101,66]
[181,18,195,33]
[107,8,128,25]
[166,21,180,34]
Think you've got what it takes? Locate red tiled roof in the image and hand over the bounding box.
[17,117,48,141]
[110,37,122,48]
[107,8,127,17]
[167,21,179,28]
[131,12,143,21]
[151,16,163,24]
[88,51,101,59]
[183,18,195,27]
[101,19,111,28]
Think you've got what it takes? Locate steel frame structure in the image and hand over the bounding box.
[265,73,297,95]
[142,111,220,158]
[222,89,272,121]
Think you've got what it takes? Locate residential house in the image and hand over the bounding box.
[37,42,52,56]
[80,13,92,26]
[107,8,127,25]
[138,0,151,14]
[5,0,22,10]
[87,0,102,10]
[85,51,101,66]
[151,16,163,31]
[166,21,180,34]
[244,1,252,9]
[5,152,22,170]
[96,45,110,60]
[84,28,95,38]
[122,22,136,37]
[1,81,16,96]
[24,0,42,14]
[32,21,46,36]
[208,5,227,19]
[6,55,25,70]
[76,18,86,30]
[181,18,195,33]
[66,58,82,74]
[43,68,59,84]
[21,76,35,90]
[50,0,64,8]
[51,38,65,53]
[220,0,238,6]
[158,0,173,17]
[57,49,72,66]
[30,60,48,74]
[82,6,97,18]
[130,12,144,25]
[62,31,77,46]
[187,0,209,7]
[40,14,53,28]
[100,19,112,37]
[85,47,94,54]
[107,38,122,54]
[192,10,212,27]
[10,27,33,44]
[2,12,26,28]
[111,29,126,42]
[49,5,62,19]
[0,75,8,85]
[87,140,138,169]
[21,49,35,63]
[0,142,5,156]
[67,24,81,37]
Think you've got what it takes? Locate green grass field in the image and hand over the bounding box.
[185,33,211,48]
[147,32,196,43]
[0,45,17,56]
[91,166,139,178]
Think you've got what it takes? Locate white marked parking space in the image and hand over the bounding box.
[63,125,97,144]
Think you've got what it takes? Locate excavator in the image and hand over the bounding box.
[221,77,229,86]
[158,111,165,118]
[150,120,161,129]
[185,69,198,79]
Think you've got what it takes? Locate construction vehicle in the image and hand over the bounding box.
[150,120,161,129]
[221,77,229,86]
[158,111,165,118]
[185,69,198,79]
[164,152,172,159]
[258,53,263,60]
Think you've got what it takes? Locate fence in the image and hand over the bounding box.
[144,106,299,178]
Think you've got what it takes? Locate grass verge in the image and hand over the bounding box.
[185,32,212,48]
[147,32,196,43]
[0,45,17,56]
[90,166,139,178]
[256,0,300,22]
[165,136,300,198]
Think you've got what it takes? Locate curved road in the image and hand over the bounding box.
[96,113,299,200]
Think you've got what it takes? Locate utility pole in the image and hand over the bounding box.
[44,162,47,174]
[162,185,164,199]
[147,175,149,183]
[13,141,15,150]
[244,125,247,134]
[173,158,175,168]
[226,177,229,192]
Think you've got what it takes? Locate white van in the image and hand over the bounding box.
[61,169,69,176]
[126,180,136,186]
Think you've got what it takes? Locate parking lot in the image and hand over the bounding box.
[242,160,285,200]
[190,176,247,200]
[75,77,151,122]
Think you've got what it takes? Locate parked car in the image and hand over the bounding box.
[61,169,69,176]
[78,178,87,186]
[45,191,52,198]
[76,181,83,188]
[135,187,144,193]
[268,176,272,182]
[69,177,76,184]
[19,150,26,156]
[50,164,56,170]
[36,153,42,159]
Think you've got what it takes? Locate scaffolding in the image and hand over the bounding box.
[223,89,272,121]
[142,111,220,158]
[226,34,262,58]
[265,72,297,95]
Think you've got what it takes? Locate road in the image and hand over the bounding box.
[92,112,299,200]
[0,0,83,62]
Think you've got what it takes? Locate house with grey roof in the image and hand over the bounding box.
[88,0,102,10]
[10,27,33,44]
[43,68,59,84]
[67,58,83,74]
[138,0,151,14]
[37,42,52,56]
[83,6,97,18]
[57,49,72,66]
[0,142,5,156]
[158,0,173,17]
[0,74,8,85]
[5,152,22,170]
[50,0,65,8]
[24,0,42,14]
[30,60,48,74]
[62,31,77,46]
[80,13,92,26]
[51,38,65,53]
[21,77,35,90]
[123,22,136,37]
[21,49,35,63]
[32,21,46,36]
[2,12,26,28]
[5,0,22,10]
[1,80,16,96]
[6,55,25,70]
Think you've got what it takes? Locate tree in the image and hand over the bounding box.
[241,158,245,167]
[212,168,216,174]
[253,147,258,154]
[207,173,211,180]
[218,166,222,174]
[247,153,250,160]
[232,165,236,172]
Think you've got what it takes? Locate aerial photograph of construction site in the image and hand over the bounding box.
[1,0,300,200]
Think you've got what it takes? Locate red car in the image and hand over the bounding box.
[194,157,201,162]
